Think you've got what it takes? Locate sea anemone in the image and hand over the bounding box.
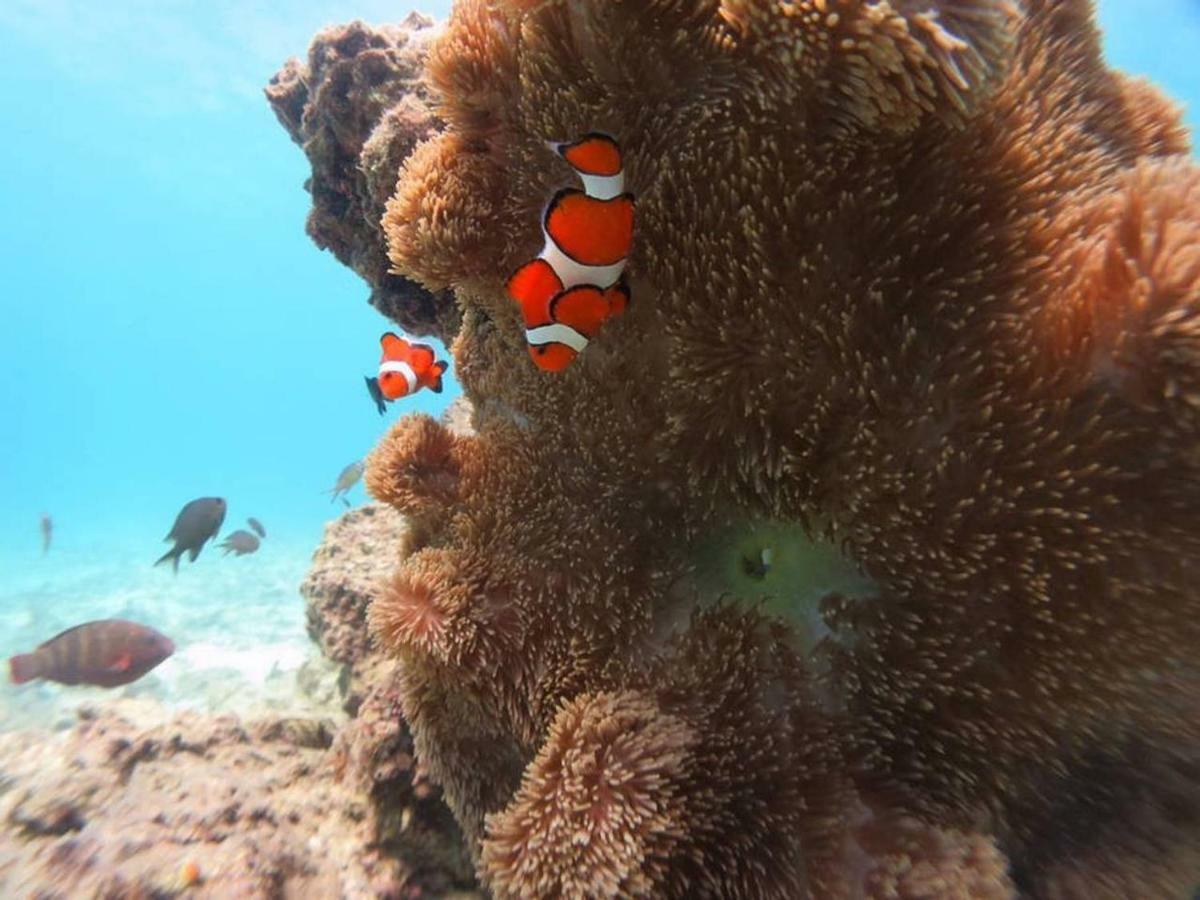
[278,0,1200,894]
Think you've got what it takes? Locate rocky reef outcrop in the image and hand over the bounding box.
[303,498,477,893]
[277,1,1200,897]
[302,503,407,669]
[0,703,396,897]
[266,14,457,341]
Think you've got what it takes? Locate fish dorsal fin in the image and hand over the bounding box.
[380,332,409,360]
[36,619,109,650]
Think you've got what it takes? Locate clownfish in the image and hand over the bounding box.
[506,132,635,371]
[375,332,449,401]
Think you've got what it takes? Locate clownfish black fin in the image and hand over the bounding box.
[430,361,448,394]
[364,376,388,415]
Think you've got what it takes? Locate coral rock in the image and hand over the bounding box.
[332,656,478,895]
[0,705,402,898]
[301,503,409,667]
[303,503,480,893]
[266,16,458,340]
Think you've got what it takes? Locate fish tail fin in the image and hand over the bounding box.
[430,361,448,394]
[155,547,181,573]
[9,653,39,684]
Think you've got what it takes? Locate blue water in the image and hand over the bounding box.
[0,0,456,558]
[0,1,1196,728]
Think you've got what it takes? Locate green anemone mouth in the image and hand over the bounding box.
[692,518,878,642]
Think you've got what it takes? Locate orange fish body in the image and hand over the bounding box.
[508,258,629,371]
[377,333,449,399]
[543,190,635,268]
[506,132,635,371]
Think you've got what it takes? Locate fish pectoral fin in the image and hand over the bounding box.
[109,653,133,673]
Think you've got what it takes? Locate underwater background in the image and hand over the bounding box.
[0,0,1196,732]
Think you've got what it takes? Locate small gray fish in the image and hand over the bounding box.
[219,530,260,556]
[247,517,266,539]
[156,497,227,573]
[40,513,52,554]
[325,460,365,507]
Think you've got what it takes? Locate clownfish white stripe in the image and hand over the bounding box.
[526,323,589,353]
[540,236,626,291]
[379,359,418,394]
[577,171,624,200]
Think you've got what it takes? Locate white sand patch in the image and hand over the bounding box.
[0,539,344,732]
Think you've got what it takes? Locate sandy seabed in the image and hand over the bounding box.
[0,538,342,734]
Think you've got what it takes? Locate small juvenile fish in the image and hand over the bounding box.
[9,619,174,688]
[40,513,52,554]
[376,333,448,401]
[219,530,260,556]
[507,133,634,371]
[326,460,365,508]
[156,497,226,572]
[247,517,267,539]
[365,375,388,415]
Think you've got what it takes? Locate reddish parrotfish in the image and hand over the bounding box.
[9,619,174,688]
[376,333,449,400]
[506,132,635,371]
[155,497,226,573]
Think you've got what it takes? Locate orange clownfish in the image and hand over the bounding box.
[506,132,635,372]
[374,332,449,402]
